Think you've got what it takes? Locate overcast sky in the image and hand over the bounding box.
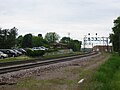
[0,0,120,40]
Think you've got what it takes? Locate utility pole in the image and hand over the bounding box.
[106,37,109,52]
[68,32,70,38]
[83,35,86,52]
[53,32,55,43]
[92,43,93,51]
[118,33,120,56]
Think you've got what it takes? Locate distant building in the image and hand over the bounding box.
[93,45,112,52]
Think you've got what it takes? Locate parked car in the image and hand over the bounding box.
[32,46,48,51]
[1,49,18,57]
[13,49,22,56]
[17,48,26,54]
[32,47,44,51]
[0,51,8,59]
[40,46,48,50]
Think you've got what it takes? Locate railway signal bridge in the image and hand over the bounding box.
[83,33,110,52]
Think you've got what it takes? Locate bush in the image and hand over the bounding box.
[26,49,45,57]
[46,48,58,53]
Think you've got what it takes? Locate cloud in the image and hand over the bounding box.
[0,0,119,41]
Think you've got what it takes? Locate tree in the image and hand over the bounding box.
[0,27,18,49]
[0,29,9,48]
[38,34,43,38]
[68,40,82,51]
[110,16,120,54]
[16,35,23,48]
[60,37,71,44]
[60,37,82,51]
[32,36,44,47]
[18,33,49,48]
[45,32,60,43]
[8,27,18,48]
[22,34,33,48]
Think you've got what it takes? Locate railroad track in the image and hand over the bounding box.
[0,52,99,74]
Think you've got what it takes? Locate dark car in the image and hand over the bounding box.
[17,48,26,54]
[1,50,18,57]
[13,49,22,56]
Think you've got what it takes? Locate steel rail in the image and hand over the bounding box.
[0,52,99,74]
[0,52,92,67]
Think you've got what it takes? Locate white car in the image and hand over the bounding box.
[32,46,48,51]
[0,51,8,59]
[40,46,48,50]
[32,47,41,51]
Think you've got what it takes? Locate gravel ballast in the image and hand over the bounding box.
[0,53,101,85]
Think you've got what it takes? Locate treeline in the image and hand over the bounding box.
[17,34,48,48]
[60,37,81,51]
[110,16,120,54]
[0,29,82,51]
[0,27,18,49]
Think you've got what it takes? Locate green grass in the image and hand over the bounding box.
[0,55,32,63]
[16,77,76,90]
[88,54,120,90]
[110,69,120,90]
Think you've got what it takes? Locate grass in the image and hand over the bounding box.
[15,66,83,90]
[110,69,120,90]
[87,54,120,90]
[15,77,76,90]
[0,55,32,63]
[0,52,82,63]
